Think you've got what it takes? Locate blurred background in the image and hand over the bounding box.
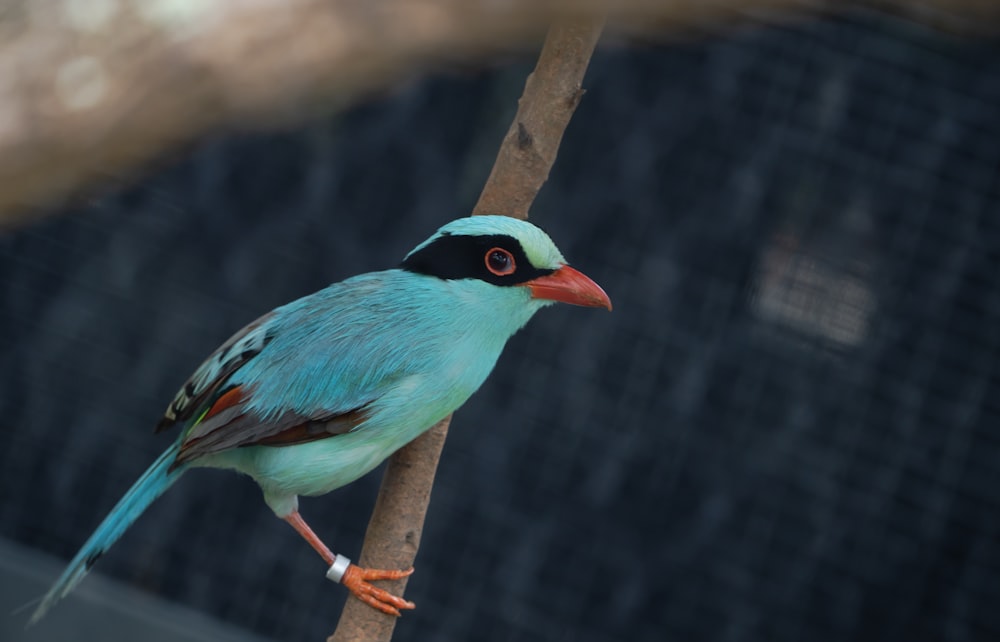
[3,5,1000,642]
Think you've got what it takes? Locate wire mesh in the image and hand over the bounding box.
[2,8,1000,642]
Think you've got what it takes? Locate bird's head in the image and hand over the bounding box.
[400,215,611,311]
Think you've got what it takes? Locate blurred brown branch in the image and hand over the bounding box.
[328,15,605,642]
[1,0,997,228]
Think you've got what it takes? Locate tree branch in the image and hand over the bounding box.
[328,16,605,642]
[2,0,997,229]
[472,20,606,219]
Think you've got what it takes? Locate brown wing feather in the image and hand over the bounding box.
[172,386,372,468]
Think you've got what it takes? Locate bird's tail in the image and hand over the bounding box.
[28,444,184,625]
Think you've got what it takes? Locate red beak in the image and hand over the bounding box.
[525,265,612,310]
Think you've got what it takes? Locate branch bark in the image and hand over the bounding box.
[328,16,605,642]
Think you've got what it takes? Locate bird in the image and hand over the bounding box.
[29,215,611,623]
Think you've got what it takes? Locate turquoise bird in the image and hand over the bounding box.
[30,215,611,622]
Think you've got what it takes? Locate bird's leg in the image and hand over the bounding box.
[284,510,334,564]
[282,510,416,616]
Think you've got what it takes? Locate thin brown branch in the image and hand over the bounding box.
[328,416,452,642]
[472,20,606,219]
[328,16,605,642]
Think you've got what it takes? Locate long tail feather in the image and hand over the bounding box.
[28,444,185,625]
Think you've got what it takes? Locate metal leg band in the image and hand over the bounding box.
[326,554,351,583]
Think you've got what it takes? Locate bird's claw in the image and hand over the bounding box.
[341,564,415,616]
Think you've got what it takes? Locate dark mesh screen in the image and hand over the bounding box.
[3,9,999,642]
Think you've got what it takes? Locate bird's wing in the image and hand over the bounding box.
[171,384,373,467]
[152,309,367,466]
[155,312,280,433]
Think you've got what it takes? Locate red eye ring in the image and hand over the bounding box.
[485,247,516,276]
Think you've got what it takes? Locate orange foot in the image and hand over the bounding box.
[341,564,416,616]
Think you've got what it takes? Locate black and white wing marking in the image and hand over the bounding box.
[154,312,277,433]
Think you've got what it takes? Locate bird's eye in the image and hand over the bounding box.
[485,247,516,276]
